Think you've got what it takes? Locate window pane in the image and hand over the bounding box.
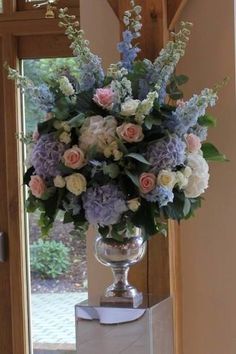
[0,0,3,13]
[21,58,88,354]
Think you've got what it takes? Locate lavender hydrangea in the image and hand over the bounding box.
[82,185,128,226]
[31,134,65,179]
[143,186,174,207]
[78,54,104,91]
[34,84,55,112]
[165,88,218,136]
[147,135,186,173]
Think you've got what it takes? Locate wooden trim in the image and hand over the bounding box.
[0,4,80,353]
[2,33,29,354]
[169,221,183,354]
[0,36,14,354]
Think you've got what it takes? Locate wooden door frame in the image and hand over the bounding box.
[0,2,79,354]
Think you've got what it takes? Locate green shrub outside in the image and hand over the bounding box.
[30,239,71,279]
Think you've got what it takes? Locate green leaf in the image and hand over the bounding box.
[103,163,120,179]
[41,187,57,201]
[68,113,85,128]
[125,153,151,165]
[117,139,128,155]
[125,170,140,187]
[23,166,35,185]
[175,74,189,86]
[98,226,110,238]
[183,198,191,217]
[198,114,217,127]
[38,118,56,135]
[201,143,228,162]
[131,199,157,238]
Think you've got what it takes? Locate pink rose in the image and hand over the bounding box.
[63,146,85,169]
[29,175,46,198]
[176,99,185,107]
[186,133,201,153]
[93,88,114,109]
[116,123,144,143]
[139,173,156,194]
[32,130,39,141]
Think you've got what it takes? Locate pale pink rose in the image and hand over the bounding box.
[93,88,114,109]
[32,130,39,141]
[116,123,144,143]
[176,99,185,107]
[29,175,46,198]
[139,173,156,194]
[186,133,201,153]
[63,146,85,169]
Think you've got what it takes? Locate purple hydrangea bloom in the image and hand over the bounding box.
[31,134,65,179]
[143,186,174,207]
[117,30,141,71]
[79,54,104,91]
[82,184,128,226]
[147,135,186,173]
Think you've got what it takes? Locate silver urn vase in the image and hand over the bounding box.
[95,228,146,308]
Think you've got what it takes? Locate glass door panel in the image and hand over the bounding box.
[21,58,88,354]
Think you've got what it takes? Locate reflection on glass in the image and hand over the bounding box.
[21,58,88,353]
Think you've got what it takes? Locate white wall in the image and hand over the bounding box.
[179,1,236,353]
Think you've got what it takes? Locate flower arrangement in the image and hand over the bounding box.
[7,1,227,241]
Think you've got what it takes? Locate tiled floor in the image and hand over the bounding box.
[31,292,87,347]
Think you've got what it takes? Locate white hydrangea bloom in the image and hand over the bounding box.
[79,115,117,153]
[184,153,209,198]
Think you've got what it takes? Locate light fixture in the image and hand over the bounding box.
[33,0,58,18]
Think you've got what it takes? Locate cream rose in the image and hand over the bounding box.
[157,170,176,189]
[59,131,71,144]
[127,198,141,212]
[116,123,144,143]
[53,176,66,188]
[63,146,85,169]
[184,153,209,198]
[121,99,140,116]
[139,172,156,194]
[29,175,46,198]
[65,173,87,196]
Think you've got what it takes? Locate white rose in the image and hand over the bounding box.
[157,170,176,189]
[127,198,141,212]
[184,153,209,198]
[65,173,87,196]
[121,99,140,116]
[176,171,188,190]
[53,176,66,188]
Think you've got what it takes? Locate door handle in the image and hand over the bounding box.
[0,232,7,262]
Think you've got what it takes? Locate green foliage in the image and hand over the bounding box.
[30,239,71,279]
[166,74,189,100]
[23,58,79,133]
[201,142,228,162]
[198,114,217,127]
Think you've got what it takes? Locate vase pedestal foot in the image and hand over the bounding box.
[100,292,143,308]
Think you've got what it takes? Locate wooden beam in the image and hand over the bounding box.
[167,0,188,30]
